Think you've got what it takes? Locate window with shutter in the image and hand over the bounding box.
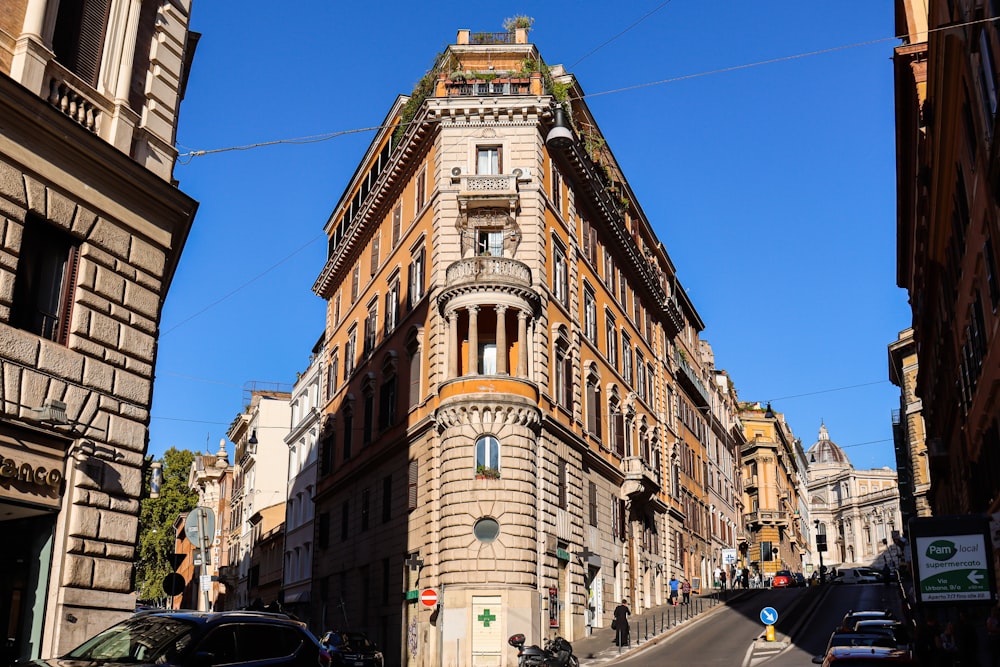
[318,512,330,548]
[558,458,568,509]
[370,234,380,276]
[618,498,626,539]
[392,204,402,247]
[52,0,111,88]
[12,216,81,345]
[589,482,598,526]
[612,413,625,457]
[407,459,418,511]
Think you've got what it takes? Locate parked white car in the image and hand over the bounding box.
[832,567,881,584]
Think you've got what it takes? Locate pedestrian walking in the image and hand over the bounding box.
[719,568,727,590]
[682,579,691,605]
[937,621,960,667]
[669,576,680,606]
[613,599,631,647]
[742,567,750,589]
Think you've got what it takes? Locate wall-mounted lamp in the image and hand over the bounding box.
[763,403,774,419]
[248,430,258,446]
[34,399,69,425]
[546,106,574,150]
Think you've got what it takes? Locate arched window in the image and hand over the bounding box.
[553,326,572,411]
[475,435,501,477]
[406,328,422,408]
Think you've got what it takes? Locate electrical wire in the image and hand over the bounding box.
[172,16,998,160]
[568,0,676,69]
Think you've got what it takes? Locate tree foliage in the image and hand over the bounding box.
[135,447,198,602]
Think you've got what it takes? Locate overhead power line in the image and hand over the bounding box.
[174,16,996,161]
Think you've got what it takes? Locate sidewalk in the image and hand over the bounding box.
[573,588,746,665]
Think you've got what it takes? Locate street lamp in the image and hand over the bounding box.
[814,519,826,584]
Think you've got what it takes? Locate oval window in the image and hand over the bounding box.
[474,517,500,543]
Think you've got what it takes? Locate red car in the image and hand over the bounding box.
[772,570,793,588]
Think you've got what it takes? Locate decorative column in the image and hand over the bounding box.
[517,311,528,378]
[468,306,479,376]
[9,0,50,94]
[448,312,458,379]
[495,305,508,375]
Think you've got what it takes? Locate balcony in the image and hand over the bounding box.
[444,78,533,97]
[444,256,531,290]
[674,351,711,408]
[744,474,758,490]
[454,173,522,214]
[622,456,660,506]
[744,510,789,527]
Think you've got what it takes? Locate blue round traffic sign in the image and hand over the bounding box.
[760,606,778,625]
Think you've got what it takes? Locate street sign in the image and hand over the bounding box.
[420,588,438,607]
[759,606,778,625]
[185,507,215,550]
[910,515,997,604]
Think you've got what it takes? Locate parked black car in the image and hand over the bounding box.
[19,610,329,667]
[319,631,384,667]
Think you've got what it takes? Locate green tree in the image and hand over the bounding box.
[135,447,198,602]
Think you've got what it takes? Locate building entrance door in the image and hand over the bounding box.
[0,513,55,664]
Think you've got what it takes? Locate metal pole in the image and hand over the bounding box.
[197,509,211,612]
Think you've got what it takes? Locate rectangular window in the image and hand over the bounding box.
[622,334,633,385]
[343,410,353,460]
[12,217,81,345]
[416,168,426,211]
[605,311,618,367]
[361,488,370,532]
[341,501,350,541]
[318,512,330,548]
[558,458,568,509]
[329,351,339,397]
[553,243,569,306]
[408,459,418,511]
[392,204,402,247]
[408,345,421,408]
[603,251,614,288]
[409,245,425,309]
[52,0,111,88]
[478,230,504,257]
[370,233,380,276]
[980,29,998,125]
[351,265,360,303]
[477,146,501,174]
[363,393,374,445]
[385,277,400,335]
[589,481,598,526]
[583,286,597,342]
[581,217,597,264]
[552,168,562,215]
[587,379,602,437]
[364,301,378,356]
[345,327,357,377]
[320,432,335,475]
[636,351,646,400]
[379,375,397,429]
[334,292,342,327]
[612,413,625,457]
[382,475,392,523]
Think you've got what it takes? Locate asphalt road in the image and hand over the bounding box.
[608,583,904,667]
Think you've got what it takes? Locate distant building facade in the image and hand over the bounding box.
[806,425,902,568]
[888,328,930,526]
[0,0,198,658]
[188,445,234,610]
[740,403,806,580]
[281,339,323,619]
[226,386,290,610]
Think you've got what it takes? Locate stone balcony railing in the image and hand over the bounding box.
[455,173,519,197]
[45,61,111,135]
[445,256,531,290]
[622,456,660,506]
[745,510,790,526]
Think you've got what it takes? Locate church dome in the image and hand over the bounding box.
[807,423,851,466]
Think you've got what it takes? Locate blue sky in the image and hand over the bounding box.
[151,1,909,470]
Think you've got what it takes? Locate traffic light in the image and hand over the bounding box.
[816,534,827,552]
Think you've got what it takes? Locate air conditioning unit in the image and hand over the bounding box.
[512,167,532,180]
[450,166,463,182]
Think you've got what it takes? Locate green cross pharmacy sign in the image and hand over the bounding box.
[911,515,997,605]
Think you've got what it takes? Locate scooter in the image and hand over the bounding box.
[508,634,579,667]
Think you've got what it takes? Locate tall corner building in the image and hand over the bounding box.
[311,27,743,666]
[0,0,198,659]
[893,0,1000,519]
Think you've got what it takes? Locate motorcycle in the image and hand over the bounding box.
[507,633,578,667]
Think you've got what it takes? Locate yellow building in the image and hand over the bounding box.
[740,403,805,579]
[310,25,742,665]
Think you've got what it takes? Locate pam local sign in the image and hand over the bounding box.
[910,515,997,605]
